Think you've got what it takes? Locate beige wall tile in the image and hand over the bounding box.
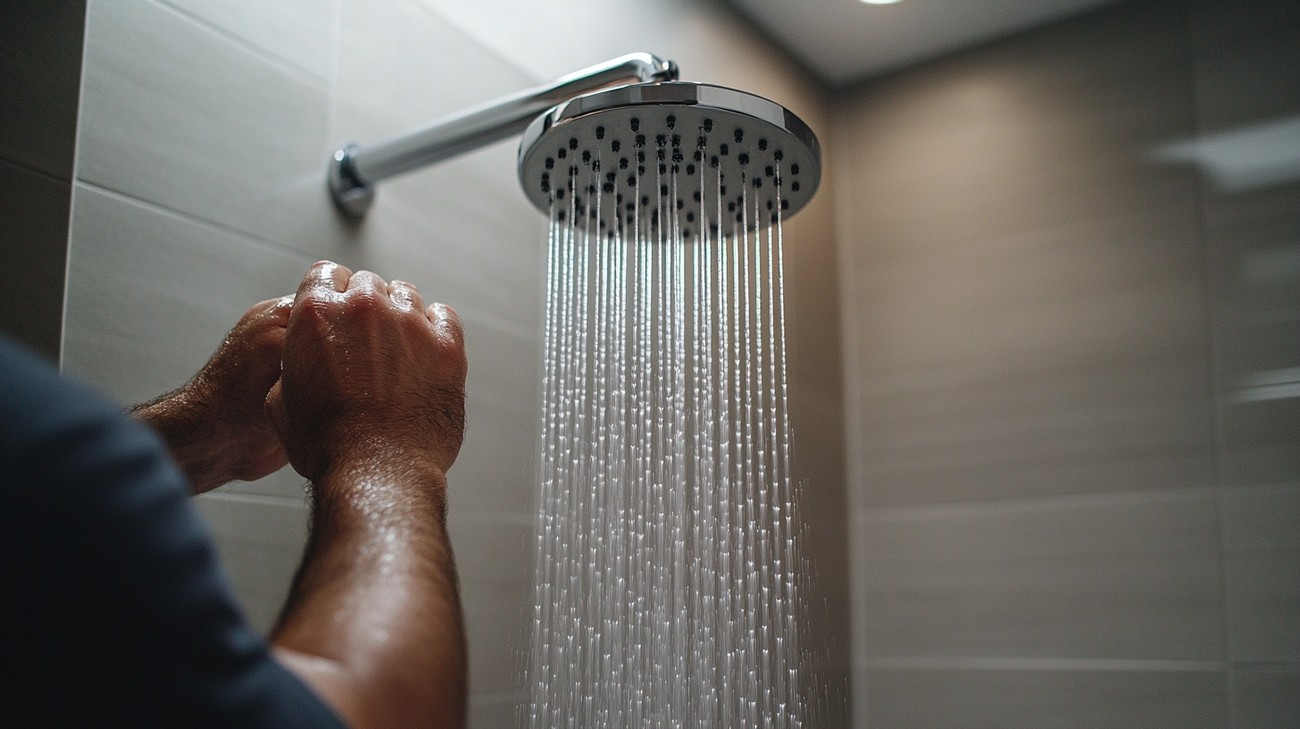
[1223,484,1300,662]
[158,0,337,83]
[64,185,316,404]
[856,492,1224,661]
[1231,667,1300,729]
[79,0,347,260]
[193,494,309,634]
[861,666,1225,729]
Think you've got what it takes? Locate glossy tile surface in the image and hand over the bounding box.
[158,0,337,82]
[1189,16,1300,723]
[452,512,533,694]
[333,0,544,331]
[1190,0,1300,488]
[834,0,1211,509]
[857,492,1224,660]
[193,495,309,633]
[468,694,525,729]
[335,0,531,134]
[1223,484,1300,662]
[1231,668,1300,729]
[339,149,546,335]
[861,667,1226,729]
[831,5,1236,721]
[63,185,314,404]
[79,0,344,258]
[449,315,540,515]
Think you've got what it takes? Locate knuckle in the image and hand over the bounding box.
[430,326,467,361]
[352,269,386,288]
[341,286,387,314]
[295,292,334,319]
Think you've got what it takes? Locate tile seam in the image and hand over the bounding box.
[149,0,331,92]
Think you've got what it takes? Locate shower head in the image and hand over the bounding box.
[517,81,820,235]
[326,54,819,229]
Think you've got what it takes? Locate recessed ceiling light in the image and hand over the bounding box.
[860,0,903,4]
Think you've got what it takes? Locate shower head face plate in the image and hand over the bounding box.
[518,81,821,236]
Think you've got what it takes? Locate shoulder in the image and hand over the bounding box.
[0,334,185,522]
[0,336,345,727]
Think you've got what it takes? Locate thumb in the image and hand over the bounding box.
[265,378,286,436]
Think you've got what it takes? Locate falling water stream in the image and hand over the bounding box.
[528,139,808,728]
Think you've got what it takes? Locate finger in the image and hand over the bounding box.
[346,269,388,297]
[252,295,295,325]
[388,280,424,312]
[270,294,294,318]
[297,260,351,304]
[427,302,464,348]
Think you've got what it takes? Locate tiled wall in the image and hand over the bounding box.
[832,1,1299,726]
[62,0,847,725]
[0,0,85,359]
[1191,2,1300,722]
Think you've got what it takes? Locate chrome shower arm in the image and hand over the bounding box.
[329,52,679,217]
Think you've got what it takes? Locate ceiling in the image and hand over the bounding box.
[725,0,1129,87]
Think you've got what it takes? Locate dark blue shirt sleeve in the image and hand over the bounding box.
[0,336,347,729]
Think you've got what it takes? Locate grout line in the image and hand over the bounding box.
[1177,3,1234,726]
[1226,480,1300,494]
[72,181,316,264]
[1230,661,1300,672]
[149,0,331,93]
[328,0,342,96]
[0,156,73,187]
[847,345,1212,404]
[831,74,872,729]
[326,0,342,146]
[1227,660,1300,670]
[858,656,1227,672]
[201,490,307,509]
[397,0,545,85]
[71,180,543,343]
[854,484,1219,522]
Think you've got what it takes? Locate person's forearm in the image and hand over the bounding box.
[130,389,225,494]
[270,454,466,729]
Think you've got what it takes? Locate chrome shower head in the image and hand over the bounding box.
[518,81,820,235]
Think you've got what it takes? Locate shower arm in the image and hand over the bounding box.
[328,52,679,217]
